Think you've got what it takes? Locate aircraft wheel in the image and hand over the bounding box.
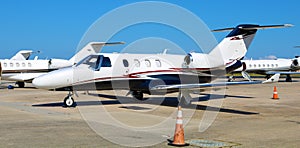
[132,91,145,101]
[16,82,25,88]
[63,96,76,107]
[286,75,292,82]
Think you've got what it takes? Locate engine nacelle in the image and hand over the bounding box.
[291,57,300,70]
[48,59,73,69]
[183,52,223,68]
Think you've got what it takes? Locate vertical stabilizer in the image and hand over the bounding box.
[11,50,33,60]
[209,24,292,64]
[69,42,125,65]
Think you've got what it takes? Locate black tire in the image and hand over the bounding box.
[16,82,25,88]
[286,75,292,82]
[132,91,145,101]
[63,96,76,107]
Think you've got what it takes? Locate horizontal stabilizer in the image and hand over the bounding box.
[100,41,125,46]
[212,24,293,32]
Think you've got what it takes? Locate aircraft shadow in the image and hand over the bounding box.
[32,93,258,115]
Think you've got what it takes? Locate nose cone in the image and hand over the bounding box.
[33,67,73,89]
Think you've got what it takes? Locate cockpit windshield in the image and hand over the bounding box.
[75,55,111,71]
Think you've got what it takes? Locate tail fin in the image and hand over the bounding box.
[69,41,125,65]
[11,50,33,60]
[209,24,292,63]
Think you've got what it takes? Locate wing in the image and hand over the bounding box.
[151,74,280,91]
[2,73,45,82]
[266,71,300,75]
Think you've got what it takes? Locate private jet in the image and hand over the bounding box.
[32,24,290,107]
[231,56,300,82]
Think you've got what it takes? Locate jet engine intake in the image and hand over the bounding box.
[291,58,300,70]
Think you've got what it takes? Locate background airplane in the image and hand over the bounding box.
[32,24,289,107]
[0,42,124,87]
[230,56,300,82]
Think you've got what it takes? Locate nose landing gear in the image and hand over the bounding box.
[63,91,76,107]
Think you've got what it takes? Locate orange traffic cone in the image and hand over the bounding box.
[272,86,279,100]
[168,106,189,146]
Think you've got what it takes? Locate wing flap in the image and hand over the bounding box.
[266,71,300,75]
[151,80,262,91]
[151,73,280,91]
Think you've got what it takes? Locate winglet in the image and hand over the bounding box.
[263,73,280,83]
[241,71,252,81]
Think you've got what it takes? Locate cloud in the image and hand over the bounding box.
[259,55,277,60]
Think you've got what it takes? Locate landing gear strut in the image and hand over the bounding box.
[286,74,292,82]
[178,90,192,105]
[16,81,25,88]
[63,92,76,107]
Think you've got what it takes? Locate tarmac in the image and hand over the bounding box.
[0,79,299,147]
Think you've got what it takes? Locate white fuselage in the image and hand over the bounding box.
[0,59,72,82]
[32,53,227,90]
[234,58,300,73]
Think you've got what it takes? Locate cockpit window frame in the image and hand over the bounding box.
[75,55,111,71]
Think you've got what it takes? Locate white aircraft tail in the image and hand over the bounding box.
[11,50,33,60]
[208,24,292,72]
[68,42,125,65]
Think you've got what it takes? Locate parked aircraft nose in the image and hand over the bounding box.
[32,67,73,89]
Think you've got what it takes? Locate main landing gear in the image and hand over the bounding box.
[63,92,76,107]
[16,81,25,88]
[131,91,146,101]
[286,74,292,82]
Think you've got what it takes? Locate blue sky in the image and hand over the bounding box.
[0,0,299,59]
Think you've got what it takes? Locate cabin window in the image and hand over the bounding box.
[28,63,32,67]
[271,64,274,67]
[262,64,265,67]
[10,63,13,67]
[134,59,140,67]
[22,63,25,67]
[145,59,151,67]
[267,64,270,67]
[258,64,261,67]
[16,63,20,67]
[4,63,7,67]
[155,59,161,67]
[275,64,278,67]
[253,64,256,68]
[123,59,129,67]
[249,64,252,68]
